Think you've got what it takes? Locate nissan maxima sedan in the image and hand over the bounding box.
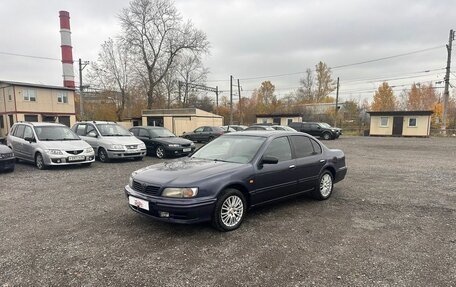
[125,131,347,231]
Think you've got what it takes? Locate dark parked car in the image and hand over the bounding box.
[125,131,347,231]
[182,126,224,142]
[289,122,342,140]
[130,126,195,159]
[244,125,276,131]
[0,144,15,172]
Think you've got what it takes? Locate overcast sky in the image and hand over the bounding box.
[0,0,454,103]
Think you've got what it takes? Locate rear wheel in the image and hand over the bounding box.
[212,189,246,232]
[35,153,47,170]
[312,170,333,200]
[155,146,166,159]
[98,148,109,163]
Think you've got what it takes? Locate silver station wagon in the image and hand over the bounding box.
[6,122,95,169]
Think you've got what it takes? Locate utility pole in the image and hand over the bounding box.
[442,29,454,134]
[334,77,340,127]
[215,86,219,108]
[237,79,242,124]
[78,58,89,120]
[230,75,233,125]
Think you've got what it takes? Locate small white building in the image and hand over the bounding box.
[256,113,302,126]
[367,111,433,137]
[142,108,223,136]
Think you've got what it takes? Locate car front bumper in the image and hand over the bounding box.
[0,157,15,170]
[125,185,217,224]
[107,149,147,159]
[165,146,195,157]
[43,153,95,166]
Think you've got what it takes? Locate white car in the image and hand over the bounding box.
[7,122,95,170]
[71,121,146,162]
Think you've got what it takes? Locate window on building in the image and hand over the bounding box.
[287,119,293,125]
[24,115,38,122]
[380,117,388,127]
[0,116,4,129]
[8,94,12,101]
[409,118,417,127]
[262,118,267,124]
[23,89,37,102]
[57,92,68,103]
[273,117,281,124]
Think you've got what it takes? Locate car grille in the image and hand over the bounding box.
[132,180,160,195]
[66,150,83,155]
[126,145,138,149]
[181,143,191,147]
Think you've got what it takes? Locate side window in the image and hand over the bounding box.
[302,124,310,130]
[86,124,96,135]
[203,127,212,132]
[311,124,319,130]
[310,139,322,154]
[290,136,314,158]
[76,124,87,136]
[23,126,34,139]
[195,127,204,133]
[139,129,149,137]
[14,125,25,138]
[263,137,292,162]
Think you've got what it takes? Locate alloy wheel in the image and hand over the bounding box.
[320,173,333,198]
[156,146,165,159]
[220,195,244,227]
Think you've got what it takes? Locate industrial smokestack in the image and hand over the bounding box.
[59,11,75,88]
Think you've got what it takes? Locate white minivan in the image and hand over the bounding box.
[71,121,146,162]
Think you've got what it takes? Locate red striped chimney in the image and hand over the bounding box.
[59,11,75,88]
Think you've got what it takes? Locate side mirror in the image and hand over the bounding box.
[24,137,36,143]
[261,156,279,165]
[87,131,97,137]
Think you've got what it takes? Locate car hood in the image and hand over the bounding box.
[133,158,243,186]
[38,140,91,150]
[153,137,193,145]
[100,136,143,145]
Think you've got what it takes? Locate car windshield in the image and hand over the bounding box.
[150,128,176,138]
[191,135,266,164]
[35,126,80,141]
[96,124,131,136]
[320,123,332,128]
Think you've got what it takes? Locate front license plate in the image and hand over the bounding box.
[183,148,191,152]
[68,155,85,161]
[129,196,149,211]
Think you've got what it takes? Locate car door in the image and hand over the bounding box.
[251,136,297,205]
[202,127,212,141]
[310,124,321,137]
[10,124,25,158]
[21,125,36,161]
[83,124,100,150]
[290,135,325,193]
[193,127,204,142]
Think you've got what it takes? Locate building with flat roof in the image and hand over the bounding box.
[0,80,76,139]
[367,110,433,137]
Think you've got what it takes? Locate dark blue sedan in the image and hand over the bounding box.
[125,131,347,231]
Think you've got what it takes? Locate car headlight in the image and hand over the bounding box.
[190,142,195,146]
[168,144,180,147]
[84,147,94,153]
[332,129,336,132]
[110,144,124,150]
[162,187,198,198]
[45,149,63,155]
[128,176,133,188]
[138,143,146,149]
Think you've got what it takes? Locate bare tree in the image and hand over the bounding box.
[297,68,314,103]
[89,38,132,121]
[119,0,209,109]
[177,53,209,107]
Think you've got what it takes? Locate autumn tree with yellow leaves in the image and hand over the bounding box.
[371,82,397,111]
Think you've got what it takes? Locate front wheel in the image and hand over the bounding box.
[312,170,333,200]
[155,146,166,159]
[322,132,331,140]
[98,148,109,163]
[212,189,246,232]
[35,153,47,170]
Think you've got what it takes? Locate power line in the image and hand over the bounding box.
[0,51,61,61]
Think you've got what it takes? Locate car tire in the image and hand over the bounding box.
[35,152,47,170]
[208,136,214,142]
[312,170,334,200]
[155,146,166,159]
[212,188,246,232]
[322,132,331,140]
[98,148,109,163]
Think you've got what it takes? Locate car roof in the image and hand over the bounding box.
[137,126,167,130]
[226,130,301,137]
[77,121,116,124]
[14,122,66,127]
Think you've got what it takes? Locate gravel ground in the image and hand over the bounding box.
[0,136,455,287]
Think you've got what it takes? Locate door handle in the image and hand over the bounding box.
[289,165,296,169]
[319,159,325,163]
